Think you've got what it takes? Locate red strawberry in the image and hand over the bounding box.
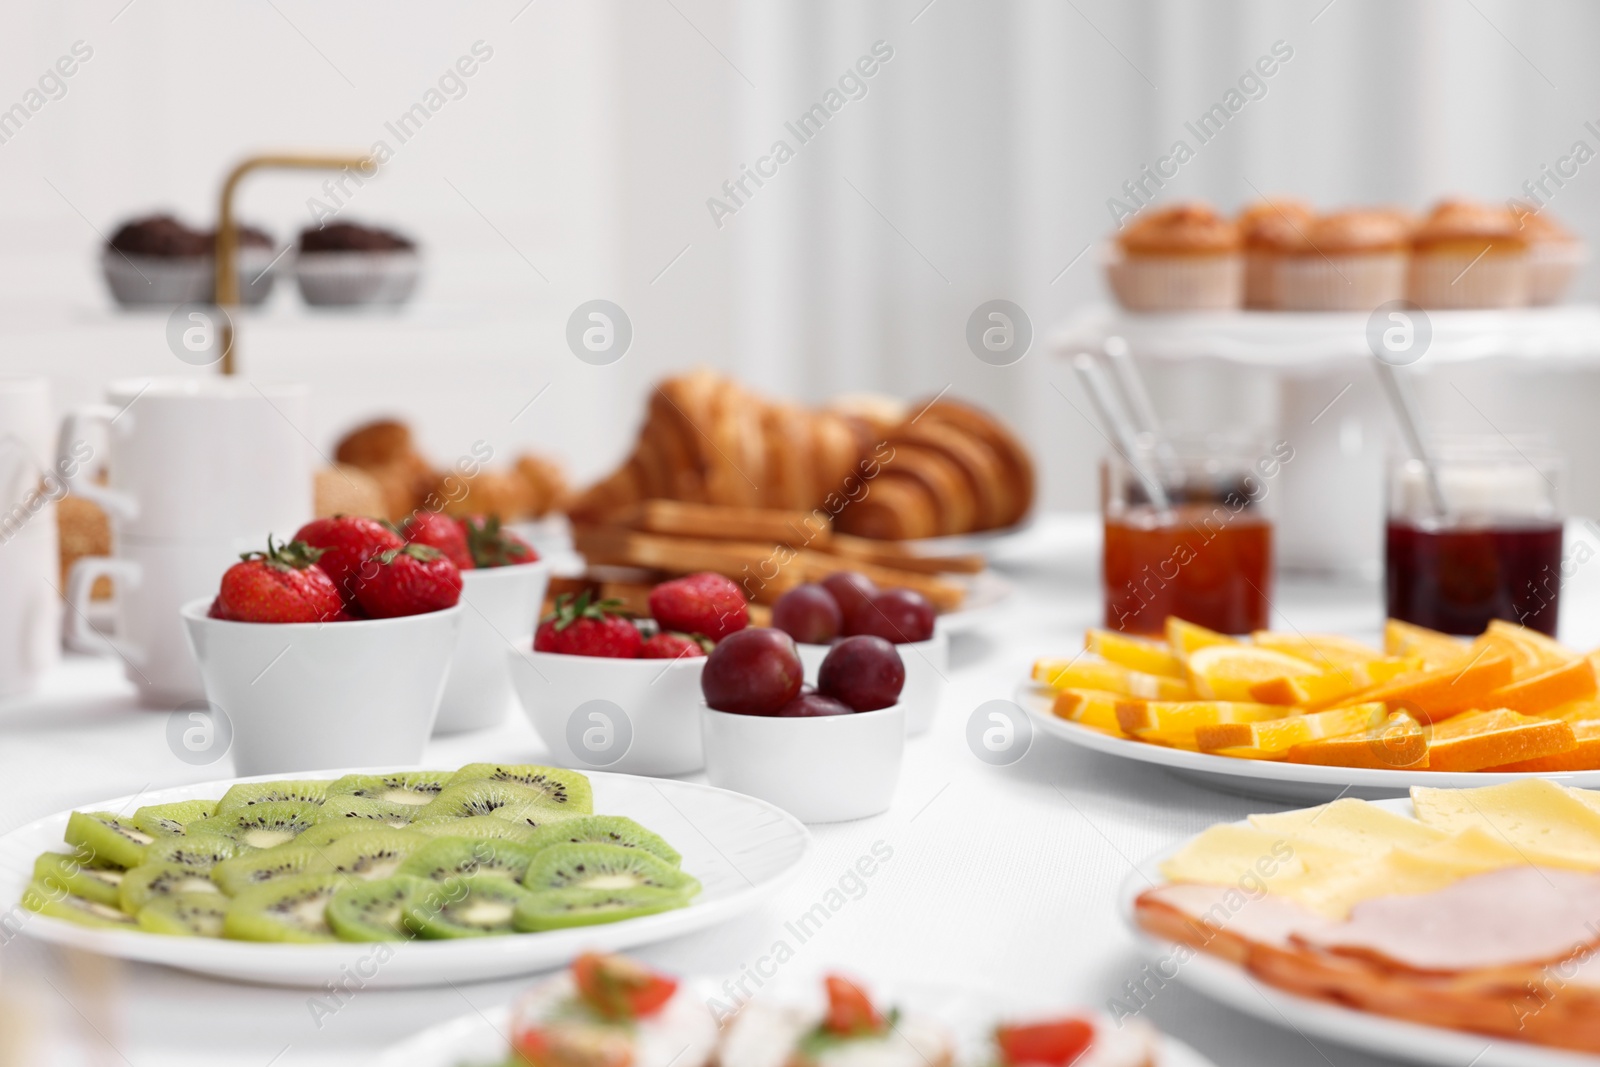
[293,516,404,607]
[352,543,463,619]
[640,632,711,659]
[206,595,233,620]
[217,537,346,623]
[648,573,748,643]
[402,511,475,571]
[462,515,539,568]
[535,592,642,658]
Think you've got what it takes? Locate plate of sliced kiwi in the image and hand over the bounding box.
[0,762,810,988]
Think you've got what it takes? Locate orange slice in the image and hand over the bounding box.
[1196,703,1387,759]
[1165,617,1237,662]
[1249,670,1366,707]
[1051,688,1126,736]
[1284,711,1429,770]
[1469,619,1576,680]
[1489,719,1600,772]
[1086,629,1186,679]
[1424,708,1576,773]
[1115,700,1287,748]
[1336,653,1514,724]
[1251,631,1384,668]
[1031,657,1192,701]
[1187,645,1321,702]
[1486,657,1597,715]
[1384,619,1470,670]
[1548,696,1600,722]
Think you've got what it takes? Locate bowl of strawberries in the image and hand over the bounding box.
[180,517,464,775]
[507,572,748,776]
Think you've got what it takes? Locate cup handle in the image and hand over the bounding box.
[57,404,138,523]
[64,556,143,661]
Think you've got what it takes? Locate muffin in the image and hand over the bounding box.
[222,224,280,306]
[1514,204,1586,305]
[294,221,420,307]
[1276,209,1411,311]
[1106,203,1242,311]
[1237,198,1314,309]
[1408,199,1528,308]
[101,214,213,307]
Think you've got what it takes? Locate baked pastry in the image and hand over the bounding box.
[1514,204,1587,305]
[1106,202,1242,311]
[333,419,435,521]
[56,495,112,599]
[1276,209,1411,311]
[718,976,954,1067]
[509,954,717,1067]
[295,220,419,306]
[102,214,210,307]
[1237,198,1314,309]
[311,464,386,519]
[1409,198,1528,308]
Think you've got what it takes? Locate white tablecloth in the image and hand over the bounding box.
[6,513,1599,1067]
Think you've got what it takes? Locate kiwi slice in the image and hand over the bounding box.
[214,780,329,815]
[223,872,343,943]
[137,892,228,937]
[513,886,690,931]
[211,801,326,850]
[131,799,218,839]
[33,852,125,908]
[64,811,152,869]
[451,763,593,813]
[326,876,425,942]
[522,816,681,866]
[416,781,557,824]
[318,828,421,881]
[144,834,243,872]
[212,845,331,896]
[401,874,535,939]
[412,815,541,843]
[296,819,397,851]
[523,843,699,899]
[397,837,538,882]
[320,795,418,828]
[326,772,451,807]
[22,881,139,931]
[119,863,223,913]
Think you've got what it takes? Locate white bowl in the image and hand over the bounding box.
[699,702,905,823]
[508,646,706,776]
[179,598,462,776]
[435,560,551,734]
[796,626,948,736]
[295,250,420,306]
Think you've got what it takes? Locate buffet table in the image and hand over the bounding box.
[6,513,1600,1067]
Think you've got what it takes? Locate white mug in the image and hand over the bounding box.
[0,376,62,699]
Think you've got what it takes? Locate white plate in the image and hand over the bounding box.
[1120,798,1600,1067]
[939,570,1014,634]
[1016,682,1600,803]
[1,768,810,989]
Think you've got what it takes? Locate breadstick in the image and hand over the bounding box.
[622,499,832,547]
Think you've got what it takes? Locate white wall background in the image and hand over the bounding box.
[1,0,1599,515]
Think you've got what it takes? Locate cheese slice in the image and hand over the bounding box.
[1250,798,1446,857]
[1159,824,1343,889]
[1411,779,1600,863]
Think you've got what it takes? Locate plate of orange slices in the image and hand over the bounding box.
[1017,616,1600,801]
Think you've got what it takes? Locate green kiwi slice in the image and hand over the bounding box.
[512,886,690,931]
[212,845,331,896]
[131,799,219,839]
[401,874,535,939]
[450,763,593,813]
[521,816,681,866]
[326,876,425,942]
[326,772,451,807]
[136,892,228,937]
[411,815,541,843]
[33,851,124,907]
[214,780,329,815]
[144,834,243,872]
[397,837,538,882]
[64,811,152,869]
[295,819,395,850]
[318,828,421,881]
[320,795,419,828]
[211,801,326,850]
[22,881,139,930]
[119,863,223,913]
[522,843,699,898]
[223,872,343,943]
[416,781,557,824]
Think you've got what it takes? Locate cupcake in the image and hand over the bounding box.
[1237,198,1313,309]
[1513,204,1587,305]
[101,214,213,307]
[294,221,420,307]
[719,975,954,1067]
[1275,209,1411,311]
[224,224,281,306]
[1408,199,1528,308]
[1106,203,1242,312]
[510,953,717,1067]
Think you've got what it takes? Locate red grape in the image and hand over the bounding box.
[772,693,853,717]
[701,628,804,715]
[820,571,878,633]
[848,588,936,643]
[817,635,905,711]
[771,584,843,645]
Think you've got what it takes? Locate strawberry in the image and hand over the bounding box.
[401,511,475,571]
[823,975,884,1036]
[293,516,404,607]
[217,537,346,624]
[648,573,748,643]
[535,592,642,658]
[572,953,679,1019]
[206,595,233,620]
[463,514,539,568]
[639,632,710,659]
[994,1020,1095,1067]
[352,543,463,618]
